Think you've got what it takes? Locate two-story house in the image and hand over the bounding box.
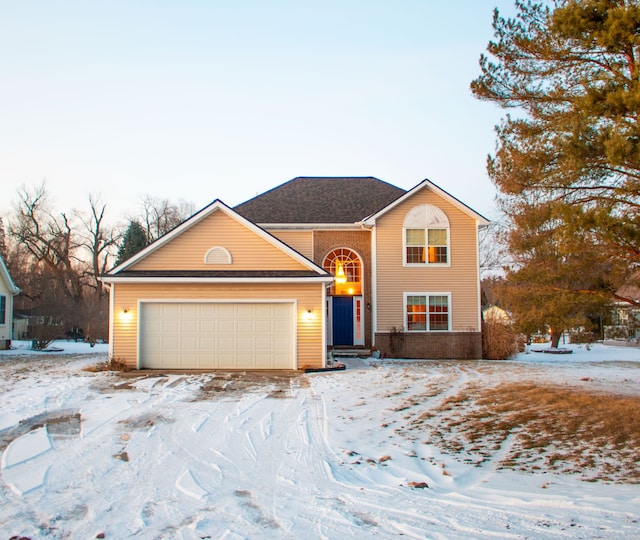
[102,177,489,369]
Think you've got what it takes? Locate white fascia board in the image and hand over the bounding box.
[106,200,330,276]
[101,276,335,285]
[108,282,114,359]
[0,256,20,295]
[371,223,378,339]
[259,223,363,230]
[107,200,223,273]
[363,179,491,227]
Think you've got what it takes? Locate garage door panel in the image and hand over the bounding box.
[180,304,199,317]
[218,319,236,333]
[237,335,254,348]
[235,304,254,316]
[255,319,274,333]
[160,304,178,319]
[199,337,216,349]
[140,302,295,369]
[255,336,273,348]
[162,319,180,333]
[181,320,199,334]
[199,319,216,333]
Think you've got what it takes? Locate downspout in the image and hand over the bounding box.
[476,222,488,333]
[322,281,330,367]
[105,282,114,361]
[359,220,377,349]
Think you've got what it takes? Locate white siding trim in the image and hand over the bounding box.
[371,225,378,337]
[475,230,483,331]
[0,255,20,295]
[138,298,298,305]
[102,276,334,284]
[260,224,364,230]
[321,283,327,367]
[108,284,114,359]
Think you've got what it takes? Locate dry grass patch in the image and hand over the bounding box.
[402,382,640,483]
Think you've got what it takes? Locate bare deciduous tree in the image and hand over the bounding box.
[479,219,510,279]
[139,195,195,242]
[10,182,83,301]
[76,194,119,300]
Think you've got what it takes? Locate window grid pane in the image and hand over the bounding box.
[429,295,449,331]
[427,229,447,264]
[429,313,449,331]
[407,295,427,331]
[406,228,447,264]
[406,247,425,264]
[406,229,425,246]
[428,229,447,245]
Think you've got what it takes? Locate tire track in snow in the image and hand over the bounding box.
[311,364,640,540]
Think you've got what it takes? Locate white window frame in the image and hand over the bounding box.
[404,292,451,332]
[402,204,450,267]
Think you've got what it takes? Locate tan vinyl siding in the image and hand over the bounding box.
[268,230,314,260]
[111,282,324,369]
[133,210,308,272]
[375,187,481,332]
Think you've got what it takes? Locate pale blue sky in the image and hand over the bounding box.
[0,1,517,223]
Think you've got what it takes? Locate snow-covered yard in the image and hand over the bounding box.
[0,341,639,539]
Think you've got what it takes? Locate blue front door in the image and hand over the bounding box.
[332,296,353,346]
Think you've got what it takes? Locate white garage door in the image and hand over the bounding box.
[139,302,295,369]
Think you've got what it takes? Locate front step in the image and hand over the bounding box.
[330,348,371,358]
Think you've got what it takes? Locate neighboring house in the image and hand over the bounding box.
[482,305,511,324]
[102,177,489,370]
[606,281,640,341]
[0,255,20,350]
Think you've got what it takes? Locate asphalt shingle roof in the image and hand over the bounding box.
[234,177,406,224]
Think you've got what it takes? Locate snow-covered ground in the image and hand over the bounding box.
[0,341,638,539]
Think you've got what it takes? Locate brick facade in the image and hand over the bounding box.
[375,331,482,360]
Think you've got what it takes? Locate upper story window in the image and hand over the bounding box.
[403,204,450,266]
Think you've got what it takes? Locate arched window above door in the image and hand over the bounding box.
[323,248,362,296]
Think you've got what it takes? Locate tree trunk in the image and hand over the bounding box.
[550,329,562,349]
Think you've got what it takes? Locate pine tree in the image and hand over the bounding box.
[115,220,148,267]
[472,0,640,341]
[472,0,640,293]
